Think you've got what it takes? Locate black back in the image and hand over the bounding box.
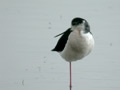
[52,28,72,52]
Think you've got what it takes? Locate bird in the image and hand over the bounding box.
[52,17,94,90]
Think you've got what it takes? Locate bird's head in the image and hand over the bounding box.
[71,17,90,33]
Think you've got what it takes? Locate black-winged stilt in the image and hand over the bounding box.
[52,17,94,90]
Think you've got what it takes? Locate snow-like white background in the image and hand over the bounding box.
[0,0,120,90]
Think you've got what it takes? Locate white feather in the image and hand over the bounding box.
[60,28,94,62]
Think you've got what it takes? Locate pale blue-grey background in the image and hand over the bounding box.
[0,0,120,90]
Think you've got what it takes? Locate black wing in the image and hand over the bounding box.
[52,28,72,52]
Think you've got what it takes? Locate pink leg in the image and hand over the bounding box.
[70,62,72,90]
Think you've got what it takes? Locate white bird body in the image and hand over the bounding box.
[52,17,94,90]
[60,26,94,62]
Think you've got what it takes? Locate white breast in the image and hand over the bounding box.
[60,29,94,62]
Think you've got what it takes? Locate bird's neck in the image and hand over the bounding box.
[71,25,84,31]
